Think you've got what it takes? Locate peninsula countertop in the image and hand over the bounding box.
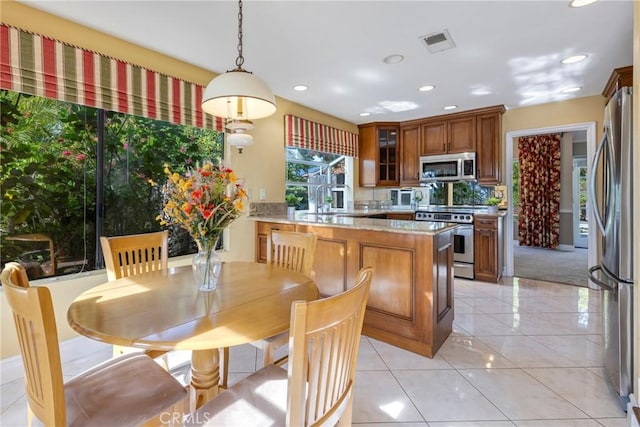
[248,211,459,236]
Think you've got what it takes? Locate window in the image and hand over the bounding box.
[429,181,494,206]
[1,90,223,280]
[285,148,353,212]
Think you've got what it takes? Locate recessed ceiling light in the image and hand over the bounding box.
[419,85,435,92]
[562,87,582,93]
[383,54,404,64]
[561,54,588,64]
[359,112,371,117]
[443,105,457,110]
[569,0,598,7]
[293,85,308,91]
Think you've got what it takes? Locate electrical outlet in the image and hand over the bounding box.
[259,189,266,201]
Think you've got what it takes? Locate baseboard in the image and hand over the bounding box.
[556,244,575,252]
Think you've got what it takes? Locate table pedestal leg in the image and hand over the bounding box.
[189,348,220,411]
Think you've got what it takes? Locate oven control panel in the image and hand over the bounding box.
[415,211,474,224]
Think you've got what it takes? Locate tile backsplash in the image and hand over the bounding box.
[249,202,287,216]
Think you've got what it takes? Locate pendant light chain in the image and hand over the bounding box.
[235,0,245,70]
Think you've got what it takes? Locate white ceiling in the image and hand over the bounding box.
[20,0,634,125]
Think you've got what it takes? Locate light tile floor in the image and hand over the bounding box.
[1,277,631,426]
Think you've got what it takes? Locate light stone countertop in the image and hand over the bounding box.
[249,211,459,236]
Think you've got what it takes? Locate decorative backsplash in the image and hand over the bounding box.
[249,202,287,216]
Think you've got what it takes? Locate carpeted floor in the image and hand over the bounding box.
[513,244,588,287]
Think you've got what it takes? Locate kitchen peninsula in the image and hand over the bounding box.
[252,212,457,357]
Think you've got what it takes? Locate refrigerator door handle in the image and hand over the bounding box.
[589,131,608,235]
[588,265,615,291]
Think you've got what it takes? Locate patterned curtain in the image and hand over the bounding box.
[518,133,561,248]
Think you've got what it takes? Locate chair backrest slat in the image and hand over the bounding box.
[100,231,168,281]
[1,262,66,425]
[286,266,373,426]
[267,230,318,277]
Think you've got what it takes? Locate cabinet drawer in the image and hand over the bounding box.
[386,213,415,221]
[474,218,497,229]
[256,222,295,235]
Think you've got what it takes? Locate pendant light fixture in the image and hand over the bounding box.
[201,0,276,153]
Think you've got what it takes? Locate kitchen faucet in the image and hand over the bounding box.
[314,183,350,215]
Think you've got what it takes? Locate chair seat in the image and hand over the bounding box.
[186,364,287,427]
[65,353,187,426]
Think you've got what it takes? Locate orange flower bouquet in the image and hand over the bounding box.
[154,161,246,290]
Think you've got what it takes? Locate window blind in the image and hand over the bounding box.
[0,24,223,131]
[284,114,358,157]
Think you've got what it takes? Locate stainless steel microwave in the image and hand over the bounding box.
[419,152,476,183]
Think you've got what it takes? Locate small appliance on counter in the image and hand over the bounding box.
[390,188,414,208]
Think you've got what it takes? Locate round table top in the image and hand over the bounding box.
[67,262,319,351]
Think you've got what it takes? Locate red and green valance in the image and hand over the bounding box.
[0,24,224,131]
[285,114,358,157]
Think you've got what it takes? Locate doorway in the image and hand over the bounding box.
[505,122,598,289]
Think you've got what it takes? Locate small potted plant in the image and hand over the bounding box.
[324,195,333,213]
[286,194,302,216]
[486,197,500,214]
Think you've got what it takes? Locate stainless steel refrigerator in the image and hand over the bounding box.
[588,86,634,408]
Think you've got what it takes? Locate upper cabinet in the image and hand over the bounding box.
[476,106,505,185]
[421,115,476,156]
[359,123,399,187]
[602,66,633,101]
[399,125,420,186]
[359,105,504,187]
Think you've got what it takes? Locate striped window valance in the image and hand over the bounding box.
[285,114,359,157]
[0,24,223,131]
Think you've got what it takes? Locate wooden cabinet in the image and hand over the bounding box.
[255,221,295,263]
[602,66,632,101]
[399,125,420,185]
[361,105,504,188]
[474,215,503,283]
[358,123,399,187]
[476,108,504,185]
[385,213,415,221]
[421,115,475,156]
[255,219,454,357]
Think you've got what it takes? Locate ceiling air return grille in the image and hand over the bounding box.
[420,29,456,53]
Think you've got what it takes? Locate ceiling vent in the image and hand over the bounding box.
[420,29,456,53]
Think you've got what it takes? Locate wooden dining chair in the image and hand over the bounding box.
[252,230,319,361]
[100,230,172,362]
[100,230,169,282]
[185,266,373,427]
[0,262,188,427]
[218,229,318,388]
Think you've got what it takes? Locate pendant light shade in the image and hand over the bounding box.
[201,0,276,122]
[227,132,254,154]
[202,70,276,120]
[226,118,254,153]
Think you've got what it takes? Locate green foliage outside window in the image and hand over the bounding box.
[1,90,222,279]
[429,181,493,206]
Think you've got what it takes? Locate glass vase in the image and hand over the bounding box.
[192,239,222,292]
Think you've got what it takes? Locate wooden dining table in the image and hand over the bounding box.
[67,262,319,410]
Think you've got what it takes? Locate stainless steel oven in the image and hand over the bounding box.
[415,209,475,279]
[452,224,474,279]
